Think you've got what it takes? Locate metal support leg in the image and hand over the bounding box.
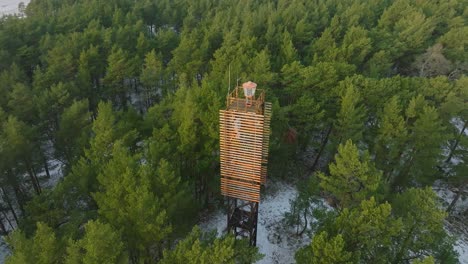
[226,198,259,246]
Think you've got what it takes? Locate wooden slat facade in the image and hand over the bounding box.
[220,101,271,202]
[261,102,272,184]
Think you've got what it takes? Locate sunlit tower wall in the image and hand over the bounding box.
[219,81,271,246]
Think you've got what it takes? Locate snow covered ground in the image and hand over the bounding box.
[0,236,8,264]
[455,242,468,264]
[435,183,468,264]
[200,180,468,264]
[200,181,311,264]
[40,159,65,188]
[0,158,64,264]
[0,0,29,16]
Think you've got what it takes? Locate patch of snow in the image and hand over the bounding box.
[200,181,312,264]
[0,236,9,264]
[451,118,468,136]
[433,181,468,214]
[0,210,17,232]
[256,182,310,264]
[455,239,468,264]
[39,159,65,189]
[0,0,29,16]
[434,181,468,264]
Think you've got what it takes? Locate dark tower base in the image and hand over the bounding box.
[227,197,259,246]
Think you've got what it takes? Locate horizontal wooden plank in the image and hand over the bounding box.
[220,139,264,146]
[221,184,260,197]
[221,184,260,194]
[221,192,259,203]
[221,178,261,189]
[221,188,260,200]
[220,163,262,174]
[220,171,261,182]
[220,124,264,130]
[219,146,263,155]
[221,188,260,197]
[220,142,263,149]
[221,192,258,202]
[220,156,263,166]
[219,128,264,136]
[220,118,264,125]
[220,130,264,137]
[221,185,260,194]
[219,148,263,158]
[220,154,262,162]
[220,137,264,145]
[220,110,265,117]
[220,118,264,126]
[221,169,261,180]
[221,189,259,200]
[220,154,263,162]
[221,167,262,178]
[222,177,260,186]
[220,115,265,122]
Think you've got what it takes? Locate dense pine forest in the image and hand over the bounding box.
[0,0,467,263]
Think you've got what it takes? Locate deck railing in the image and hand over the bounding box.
[226,86,265,114]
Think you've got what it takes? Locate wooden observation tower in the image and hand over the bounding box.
[219,81,271,246]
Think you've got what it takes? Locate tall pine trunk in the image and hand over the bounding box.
[308,124,333,176]
[27,165,40,195]
[392,148,415,192]
[13,186,25,214]
[0,214,7,234]
[25,159,41,194]
[445,120,467,163]
[1,210,14,231]
[43,156,51,178]
[447,183,466,213]
[0,187,19,226]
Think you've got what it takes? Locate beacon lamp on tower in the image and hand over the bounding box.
[242,81,257,107]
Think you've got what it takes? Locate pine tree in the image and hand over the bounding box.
[6,222,60,264]
[36,82,72,141]
[318,140,381,208]
[334,197,402,262]
[278,30,298,68]
[140,50,163,108]
[286,94,324,150]
[93,142,171,261]
[65,220,126,264]
[281,61,305,103]
[152,159,196,233]
[375,96,408,184]
[311,28,339,62]
[160,226,262,264]
[407,105,446,183]
[76,45,105,115]
[333,83,366,146]
[7,83,37,124]
[59,101,119,207]
[56,100,91,166]
[102,47,135,109]
[392,187,455,263]
[393,102,447,189]
[2,116,41,195]
[339,26,372,67]
[295,232,352,264]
